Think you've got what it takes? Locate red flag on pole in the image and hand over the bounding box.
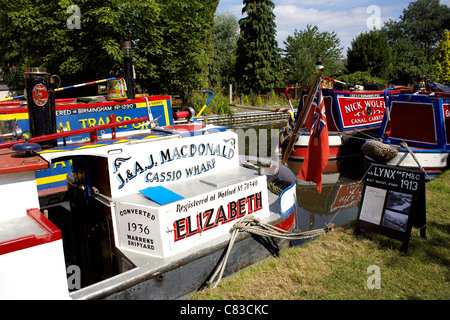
[298,79,329,193]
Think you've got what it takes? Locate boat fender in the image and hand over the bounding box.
[361,140,398,162]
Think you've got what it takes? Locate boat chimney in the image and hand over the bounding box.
[24,67,57,147]
[316,55,324,72]
[122,41,135,100]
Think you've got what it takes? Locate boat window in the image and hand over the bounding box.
[390,102,436,145]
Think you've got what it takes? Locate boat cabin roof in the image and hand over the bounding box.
[0,148,48,175]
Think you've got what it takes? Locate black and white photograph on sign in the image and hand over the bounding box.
[382,209,409,232]
[385,191,413,214]
[359,186,387,225]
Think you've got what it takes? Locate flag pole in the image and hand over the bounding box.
[281,57,324,164]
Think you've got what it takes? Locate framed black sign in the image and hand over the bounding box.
[355,164,426,252]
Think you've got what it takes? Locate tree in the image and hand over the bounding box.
[384,0,450,59]
[0,0,162,95]
[0,0,218,96]
[346,29,392,80]
[282,25,343,85]
[235,0,282,94]
[432,30,450,83]
[147,0,219,94]
[210,12,239,87]
[388,37,432,85]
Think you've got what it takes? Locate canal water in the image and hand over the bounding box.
[231,120,366,232]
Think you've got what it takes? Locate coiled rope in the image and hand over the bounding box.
[267,182,283,195]
[206,216,332,288]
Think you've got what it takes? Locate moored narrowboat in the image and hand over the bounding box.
[0,75,299,299]
[362,92,450,179]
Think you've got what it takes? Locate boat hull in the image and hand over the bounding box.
[1,88,300,300]
[33,126,298,300]
[280,87,408,162]
[283,131,368,161]
[71,213,294,300]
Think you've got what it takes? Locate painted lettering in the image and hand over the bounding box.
[172,192,264,242]
[215,205,228,225]
[173,218,186,242]
[186,215,199,237]
[203,208,215,230]
[228,201,238,220]
[373,167,396,179]
[160,142,234,164]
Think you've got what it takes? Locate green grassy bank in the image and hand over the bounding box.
[191,170,449,300]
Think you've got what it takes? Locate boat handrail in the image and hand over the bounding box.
[0,117,149,150]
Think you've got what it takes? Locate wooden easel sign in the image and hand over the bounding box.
[355,164,426,252]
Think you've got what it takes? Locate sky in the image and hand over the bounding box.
[216,0,450,53]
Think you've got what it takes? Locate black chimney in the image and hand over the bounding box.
[122,41,135,100]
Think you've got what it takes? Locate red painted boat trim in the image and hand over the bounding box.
[38,185,68,197]
[276,210,295,231]
[289,145,340,160]
[0,148,49,174]
[0,117,148,150]
[0,106,28,114]
[0,209,62,256]
[0,96,171,115]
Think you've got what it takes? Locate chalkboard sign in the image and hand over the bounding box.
[355,164,426,252]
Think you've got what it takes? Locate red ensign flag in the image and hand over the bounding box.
[298,79,329,193]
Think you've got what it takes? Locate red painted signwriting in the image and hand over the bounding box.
[173,191,263,242]
[337,96,386,129]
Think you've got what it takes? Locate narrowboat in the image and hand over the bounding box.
[362,92,450,179]
[280,85,411,163]
[0,90,174,199]
[0,73,298,300]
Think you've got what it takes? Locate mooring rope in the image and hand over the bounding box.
[267,182,283,195]
[206,216,331,288]
[399,141,423,170]
[340,129,377,141]
[399,141,430,179]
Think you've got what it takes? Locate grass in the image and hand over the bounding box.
[191,170,450,300]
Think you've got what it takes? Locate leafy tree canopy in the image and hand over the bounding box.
[384,0,450,59]
[346,29,392,80]
[344,0,449,86]
[282,25,343,86]
[431,29,450,83]
[0,0,218,96]
[148,0,219,94]
[210,12,239,87]
[388,37,433,85]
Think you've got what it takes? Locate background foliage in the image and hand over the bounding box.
[346,30,392,80]
[0,0,449,107]
[283,25,343,86]
[432,30,450,83]
[0,0,218,96]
